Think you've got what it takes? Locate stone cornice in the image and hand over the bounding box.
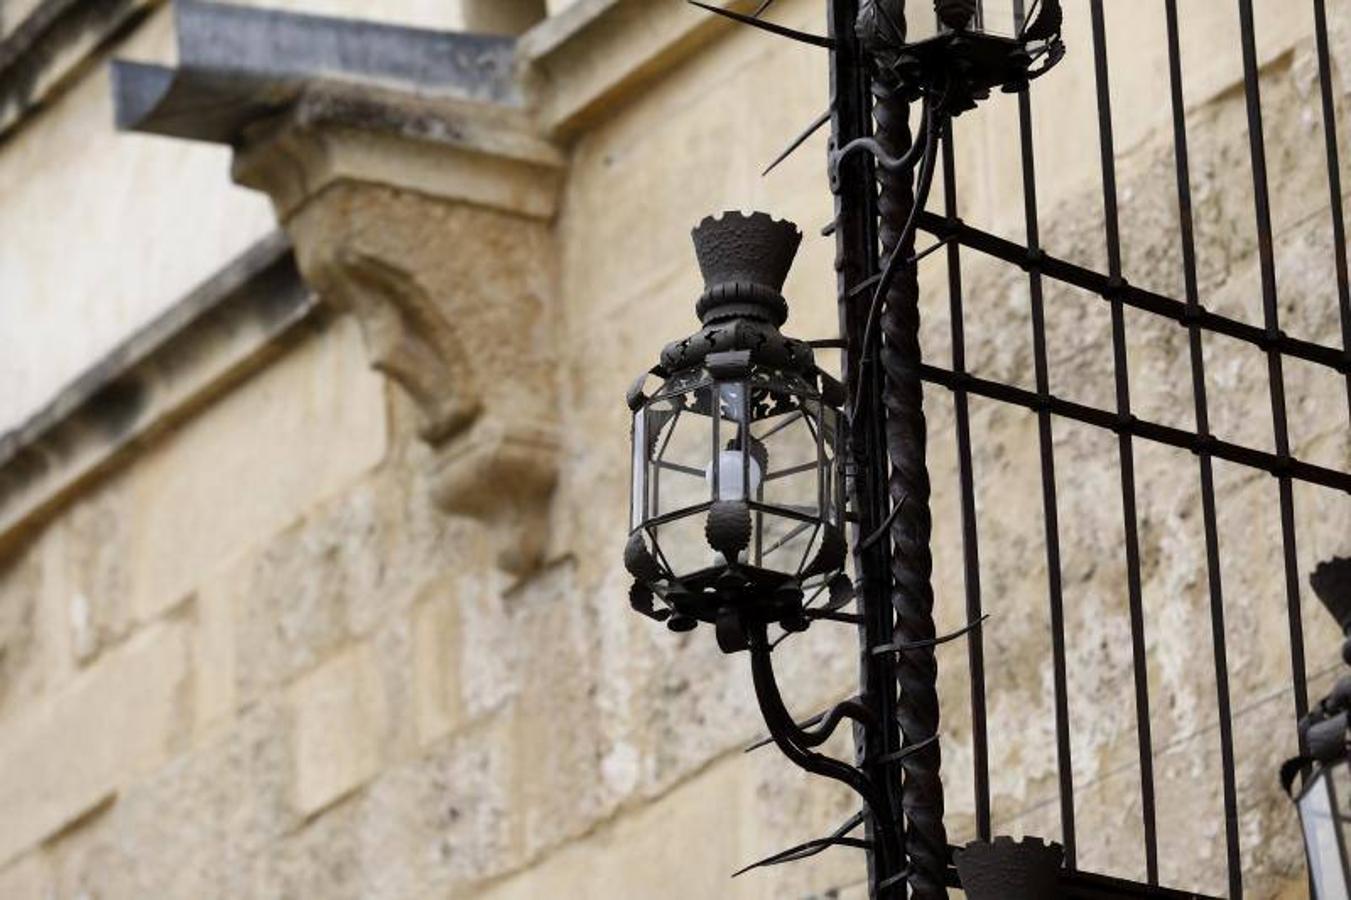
[111,1,562,221]
[0,233,318,555]
[228,86,563,222]
[0,0,158,138]
[518,0,759,140]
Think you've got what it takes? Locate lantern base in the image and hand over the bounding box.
[890,31,1033,110]
[661,565,807,652]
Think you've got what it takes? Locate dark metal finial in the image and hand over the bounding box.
[692,211,802,326]
[935,0,978,31]
[955,837,1065,899]
[1312,556,1351,633]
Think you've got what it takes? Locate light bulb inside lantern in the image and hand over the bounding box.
[707,449,763,501]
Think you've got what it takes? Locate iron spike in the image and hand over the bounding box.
[763,108,831,176]
[872,615,990,655]
[731,811,869,877]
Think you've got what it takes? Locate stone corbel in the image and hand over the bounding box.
[286,220,562,577]
[111,2,568,575]
[236,102,564,576]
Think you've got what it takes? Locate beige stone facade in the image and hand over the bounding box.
[1,0,1349,897]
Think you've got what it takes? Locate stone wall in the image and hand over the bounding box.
[0,1,1348,898]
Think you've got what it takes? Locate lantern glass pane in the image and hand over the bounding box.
[971,0,1018,37]
[753,391,822,521]
[751,508,820,575]
[1335,759,1351,890]
[631,409,647,531]
[647,386,715,522]
[649,512,710,579]
[1300,762,1351,899]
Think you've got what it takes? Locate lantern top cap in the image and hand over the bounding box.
[1312,556,1351,633]
[692,211,802,327]
[935,0,978,31]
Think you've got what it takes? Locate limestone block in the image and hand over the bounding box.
[223,465,475,711]
[474,753,750,900]
[412,585,463,747]
[257,797,363,900]
[290,643,387,817]
[0,620,189,868]
[253,713,519,900]
[0,852,54,899]
[230,488,380,705]
[0,541,41,713]
[193,580,237,737]
[50,701,294,900]
[55,489,136,667]
[359,718,518,897]
[126,316,386,623]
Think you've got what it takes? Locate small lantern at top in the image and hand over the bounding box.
[859,0,1065,114]
[624,212,848,654]
[1285,557,1351,898]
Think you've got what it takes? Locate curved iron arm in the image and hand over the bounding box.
[745,623,906,884]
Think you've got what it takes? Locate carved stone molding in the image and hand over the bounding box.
[111,2,568,575]
[278,175,562,577]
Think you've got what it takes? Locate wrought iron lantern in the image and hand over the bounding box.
[859,0,1065,114]
[1284,558,1351,898]
[624,211,848,654]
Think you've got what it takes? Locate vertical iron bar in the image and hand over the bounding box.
[940,116,992,843]
[875,7,948,896]
[1013,0,1077,869]
[1089,1,1160,883]
[829,1,906,896]
[1311,0,1351,422]
[1236,0,1310,731]
[1164,4,1243,894]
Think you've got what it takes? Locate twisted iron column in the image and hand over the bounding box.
[873,6,948,895]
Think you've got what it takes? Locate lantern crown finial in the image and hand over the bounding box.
[692,211,802,326]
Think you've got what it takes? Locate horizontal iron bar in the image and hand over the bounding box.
[917,363,1351,495]
[917,212,1351,377]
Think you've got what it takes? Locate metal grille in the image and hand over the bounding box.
[686,0,1348,894]
[906,0,1351,895]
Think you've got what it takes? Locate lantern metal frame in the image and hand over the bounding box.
[624,212,851,650]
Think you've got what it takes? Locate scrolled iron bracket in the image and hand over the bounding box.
[741,619,909,883]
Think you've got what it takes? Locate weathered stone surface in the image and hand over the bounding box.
[0,540,41,712]
[126,316,388,623]
[411,580,463,747]
[290,642,387,817]
[0,620,190,867]
[0,850,54,899]
[280,182,561,575]
[50,700,294,900]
